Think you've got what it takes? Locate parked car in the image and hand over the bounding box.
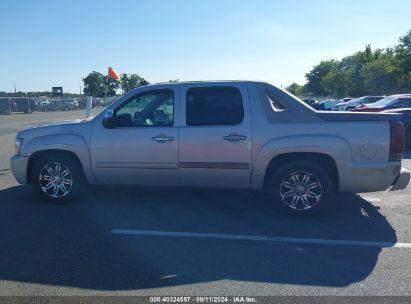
[37,100,51,112]
[11,81,410,215]
[302,98,319,109]
[340,97,354,103]
[40,99,58,111]
[94,98,105,107]
[335,96,385,111]
[40,99,79,111]
[351,94,411,112]
[59,99,79,111]
[0,99,14,114]
[11,98,38,113]
[383,108,411,151]
[317,99,339,111]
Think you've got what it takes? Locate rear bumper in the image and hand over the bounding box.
[390,167,411,191]
[341,162,403,193]
[10,155,29,184]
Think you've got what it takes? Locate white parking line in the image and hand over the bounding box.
[110,229,411,248]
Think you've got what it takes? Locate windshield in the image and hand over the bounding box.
[367,96,397,107]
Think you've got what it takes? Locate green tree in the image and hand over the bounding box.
[121,73,149,93]
[321,70,347,97]
[304,60,337,96]
[107,78,120,97]
[303,31,411,97]
[303,41,409,97]
[396,30,411,91]
[285,83,304,96]
[362,53,401,94]
[82,71,106,97]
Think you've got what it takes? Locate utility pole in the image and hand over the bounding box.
[14,84,16,93]
[79,86,82,95]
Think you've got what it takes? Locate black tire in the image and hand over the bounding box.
[31,153,86,203]
[266,161,336,215]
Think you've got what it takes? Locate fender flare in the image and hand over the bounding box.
[21,134,96,184]
[251,135,353,190]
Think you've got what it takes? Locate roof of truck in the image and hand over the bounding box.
[153,80,251,85]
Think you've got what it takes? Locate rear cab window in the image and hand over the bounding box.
[266,90,287,112]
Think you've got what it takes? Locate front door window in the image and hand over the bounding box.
[115,89,174,127]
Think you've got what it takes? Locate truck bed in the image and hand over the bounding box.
[316,111,402,121]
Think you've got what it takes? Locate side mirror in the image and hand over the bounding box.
[102,109,116,128]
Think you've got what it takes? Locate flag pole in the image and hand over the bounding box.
[105,72,109,107]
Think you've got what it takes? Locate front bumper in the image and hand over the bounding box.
[10,154,29,184]
[390,167,411,191]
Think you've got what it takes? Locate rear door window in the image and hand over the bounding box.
[186,86,244,126]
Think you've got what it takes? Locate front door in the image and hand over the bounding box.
[178,83,252,188]
[90,87,179,186]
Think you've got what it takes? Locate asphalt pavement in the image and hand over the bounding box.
[0,110,410,296]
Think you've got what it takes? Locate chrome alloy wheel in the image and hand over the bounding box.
[279,171,322,210]
[38,162,73,198]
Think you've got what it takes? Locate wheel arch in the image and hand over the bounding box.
[27,149,86,184]
[21,134,96,184]
[263,152,340,193]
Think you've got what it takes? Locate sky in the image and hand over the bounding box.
[0,0,410,93]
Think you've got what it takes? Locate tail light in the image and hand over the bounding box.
[389,121,405,161]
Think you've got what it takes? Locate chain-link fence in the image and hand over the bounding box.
[0,96,119,115]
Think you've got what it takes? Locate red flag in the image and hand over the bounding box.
[108,67,121,81]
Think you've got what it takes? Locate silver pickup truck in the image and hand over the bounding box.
[10,81,410,214]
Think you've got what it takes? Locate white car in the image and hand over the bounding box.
[335,96,385,111]
[318,99,340,111]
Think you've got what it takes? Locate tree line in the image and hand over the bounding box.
[0,71,151,98]
[0,91,82,98]
[287,30,411,98]
[82,71,150,97]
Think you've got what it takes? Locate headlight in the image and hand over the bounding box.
[15,138,23,155]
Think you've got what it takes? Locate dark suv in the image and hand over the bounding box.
[10,98,38,113]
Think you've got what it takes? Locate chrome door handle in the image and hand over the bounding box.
[152,134,174,143]
[223,133,247,142]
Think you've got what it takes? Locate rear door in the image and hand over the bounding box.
[178,83,252,188]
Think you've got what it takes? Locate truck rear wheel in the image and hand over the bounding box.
[31,153,85,203]
[266,161,335,215]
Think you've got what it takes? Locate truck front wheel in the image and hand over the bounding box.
[31,154,85,203]
[266,161,335,215]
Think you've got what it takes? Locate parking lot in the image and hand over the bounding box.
[0,110,410,296]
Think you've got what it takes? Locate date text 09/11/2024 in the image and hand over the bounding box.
[149,296,257,303]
